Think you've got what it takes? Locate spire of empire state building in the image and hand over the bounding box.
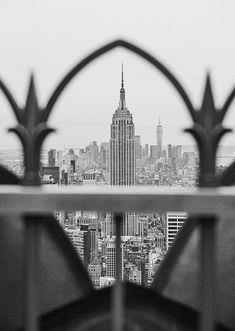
[119,63,126,110]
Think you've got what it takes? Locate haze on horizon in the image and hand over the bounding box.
[0,0,235,151]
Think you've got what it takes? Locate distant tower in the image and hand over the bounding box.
[156,117,163,159]
[110,64,135,185]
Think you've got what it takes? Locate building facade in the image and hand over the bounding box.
[106,238,124,280]
[88,257,101,288]
[166,212,187,250]
[48,148,56,167]
[64,227,85,260]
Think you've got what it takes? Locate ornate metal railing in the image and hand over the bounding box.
[0,39,235,331]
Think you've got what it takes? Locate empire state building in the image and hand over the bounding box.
[110,66,135,186]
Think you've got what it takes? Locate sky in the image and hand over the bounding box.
[0,0,235,151]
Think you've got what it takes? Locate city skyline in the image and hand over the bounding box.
[0,2,234,326]
[43,71,194,286]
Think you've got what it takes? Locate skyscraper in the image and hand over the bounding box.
[150,145,157,160]
[110,65,135,185]
[106,237,124,279]
[109,65,138,237]
[176,145,182,160]
[143,144,149,158]
[165,212,187,250]
[167,144,172,160]
[135,135,142,160]
[48,148,56,167]
[156,118,163,159]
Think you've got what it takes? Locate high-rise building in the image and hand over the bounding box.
[88,257,101,288]
[61,169,68,185]
[110,65,138,236]
[176,145,182,160]
[88,141,99,163]
[150,145,157,160]
[80,226,97,267]
[171,146,177,158]
[87,227,98,263]
[102,212,113,238]
[156,118,163,159]
[64,227,85,260]
[70,160,76,173]
[48,149,56,167]
[188,152,196,166]
[166,212,187,250]
[56,150,63,167]
[183,152,189,166]
[100,142,110,168]
[54,210,66,227]
[65,224,98,267]
[143,144,149,158]
[123,212,139,236]
[110,65,135,186]
[77,215,98,228]
[167,144,172,160]
[106,238,124,280]
[135,135,142,160]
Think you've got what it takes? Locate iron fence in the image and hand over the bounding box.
[0,39,235,331]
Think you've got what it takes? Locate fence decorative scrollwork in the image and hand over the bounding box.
[0,39,235,331]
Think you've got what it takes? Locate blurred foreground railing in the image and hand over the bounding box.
[0,185,235,215]
[0,185,233,331]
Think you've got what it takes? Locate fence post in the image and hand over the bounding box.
[24,215,39,331]
[112,212,124,331]
[199,216,216,331]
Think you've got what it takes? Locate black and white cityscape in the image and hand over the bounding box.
[1,1,235,330]
[0,67,232,290]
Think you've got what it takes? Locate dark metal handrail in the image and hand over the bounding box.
[0,185,235,214]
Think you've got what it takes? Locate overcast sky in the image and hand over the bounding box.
[0,0,235,150]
